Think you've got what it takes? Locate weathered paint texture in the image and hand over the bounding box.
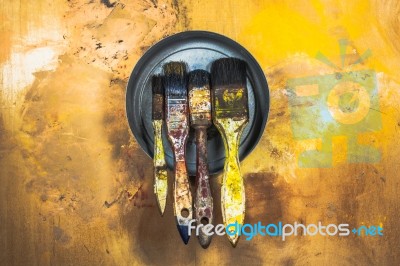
[1,0,400,265]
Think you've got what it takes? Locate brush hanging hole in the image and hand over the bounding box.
[200,217,209,225]
[181,208,190,218]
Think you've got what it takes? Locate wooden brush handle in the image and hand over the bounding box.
[174,159,192,216]
[218,118,247,246]
[195,127,213,248]
[153,120,168,215]
[170,139,193,230]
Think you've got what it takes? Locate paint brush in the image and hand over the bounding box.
[188,70,213,248]
[210,58,248,246]
[152,75,168,215]
[163,62,193,244]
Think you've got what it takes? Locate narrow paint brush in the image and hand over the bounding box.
[152,75,168,215]
[188,70,213,248]
[163,62,193,244]
[210,58,248,246]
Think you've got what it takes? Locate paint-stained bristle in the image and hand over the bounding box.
[211,58,248,119]
[152,75,163,95]
[188,70,209,90]
[152,75,164,120]
[211,58,247,88]
[163,62,187,97]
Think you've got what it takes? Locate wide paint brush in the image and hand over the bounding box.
[163,62,193,244]
[152,75,168,215]
[210,58,248,246]
[188,70,213,248]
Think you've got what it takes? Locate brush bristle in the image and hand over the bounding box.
[152,75,163,94]
[188,70,210,89]
[210,58,247,88]
[152,75,164,120]
[163,62,187,97]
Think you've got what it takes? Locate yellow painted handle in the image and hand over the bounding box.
[217,118,247,246]
[153,120,168,215]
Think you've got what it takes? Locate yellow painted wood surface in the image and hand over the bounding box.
[1,0,400,265]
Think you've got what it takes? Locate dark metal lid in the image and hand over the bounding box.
[126,31,269,175]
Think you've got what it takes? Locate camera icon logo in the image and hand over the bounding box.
[287,43,381,168]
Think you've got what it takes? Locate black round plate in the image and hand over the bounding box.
[126,31,269,175]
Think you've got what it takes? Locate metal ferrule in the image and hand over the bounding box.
[152,94,164,120]
[213,87,248,118]
[189,86,212,127]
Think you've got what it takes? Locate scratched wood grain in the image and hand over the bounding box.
[0,0,399,265]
